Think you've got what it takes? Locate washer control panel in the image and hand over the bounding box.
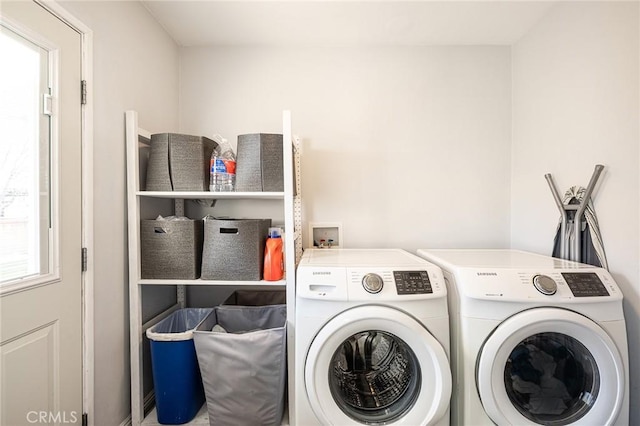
[296,249,447,301]
[393,271,432,295]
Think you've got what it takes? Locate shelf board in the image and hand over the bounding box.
[139,278,286,286]
[142,404,290,425]
[142,405,208,426]
[137,191,284,200]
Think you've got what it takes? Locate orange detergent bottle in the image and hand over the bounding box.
[264,228,284,281]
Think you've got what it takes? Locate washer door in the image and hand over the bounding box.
[305,305,451,425]
[477,308,625,425]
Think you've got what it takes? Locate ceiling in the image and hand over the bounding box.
[141,1,558,47]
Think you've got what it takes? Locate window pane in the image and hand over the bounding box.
[0,27,51,283]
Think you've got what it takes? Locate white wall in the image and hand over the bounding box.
[511,2,639,423]
[57,2,179,424]
[179,46,512,252]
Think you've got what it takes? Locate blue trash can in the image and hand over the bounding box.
[146,308,212,424]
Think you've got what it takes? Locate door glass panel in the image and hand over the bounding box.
[329,330,421,424]
[0,26,51,284]
[504,332,600,425]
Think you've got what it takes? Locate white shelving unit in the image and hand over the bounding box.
[125,110,300,426]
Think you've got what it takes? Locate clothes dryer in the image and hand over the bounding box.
[295,249,452,426]
[416,249,629,426]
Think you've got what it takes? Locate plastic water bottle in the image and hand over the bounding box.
[209,138,236,192]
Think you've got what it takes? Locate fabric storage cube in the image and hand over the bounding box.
[141,219,204,279]
[146,308,213,425]
[193,305,287,426]
[201,218,271,281]
[146,133,218,191]
[235,133,284,192]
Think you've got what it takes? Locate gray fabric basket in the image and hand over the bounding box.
[201,218,271,281]
[193,305,287,426]
[235,134,284,192]
[140,219,204,279]
[146,133,218,191]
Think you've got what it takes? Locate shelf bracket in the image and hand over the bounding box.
[174,199,185,217]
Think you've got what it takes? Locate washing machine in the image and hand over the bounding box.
[416,249,629,426]
[294,248,452,426]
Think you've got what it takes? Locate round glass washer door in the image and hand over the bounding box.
[477,308,625,426]
[305,305,451,425]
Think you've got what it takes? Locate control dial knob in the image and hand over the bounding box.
[362,273,384,294]
[533,274,557,295]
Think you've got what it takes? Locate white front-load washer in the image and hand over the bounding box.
[416,249,629,426]
[294,249,452,426]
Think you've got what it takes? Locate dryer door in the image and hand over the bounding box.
[305,305,451,425]
[477,308,625,425]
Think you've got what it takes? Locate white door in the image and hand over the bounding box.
[477,308,625,425]
[305,305,451,425]
[0,1,83,425]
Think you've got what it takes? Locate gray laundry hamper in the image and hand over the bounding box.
[193,305,287,426]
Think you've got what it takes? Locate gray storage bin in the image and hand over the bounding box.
[223,289,286,306]
[146,133,218,191]
[235,133,284,192]
[201,218,271,281]
[193,305,287,426]
[141,219,204,279]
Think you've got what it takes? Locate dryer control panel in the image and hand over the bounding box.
[562,272,610,297]
[451,267,622,303]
